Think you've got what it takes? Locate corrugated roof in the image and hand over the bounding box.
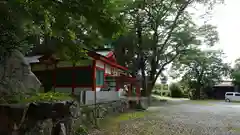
[24,55,43,64]
[96,51,110,57]
[214,81,233,87]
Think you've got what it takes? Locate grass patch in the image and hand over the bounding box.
[96,111,151,135]
[113,111,149,122]
[0,91,73,104]
[231,127,240,133]
[22,92,73,103]
[100,111,150,129]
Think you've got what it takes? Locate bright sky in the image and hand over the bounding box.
[195,0,240,65]
[216,0,240,65]
[158,0,240,84]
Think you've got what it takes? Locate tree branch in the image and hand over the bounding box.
[158,0,192,54]
[150,0,193,87]
[159,1,174,21]
[152,51,181,85]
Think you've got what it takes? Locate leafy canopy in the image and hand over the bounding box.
[0,0,124,60]
[113,0,223,94]
[170,49,230,93]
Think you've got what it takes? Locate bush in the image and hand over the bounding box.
[22,92,73,103]
[74,125,89,135]
[0,89,74,104]
[169,83,184,98]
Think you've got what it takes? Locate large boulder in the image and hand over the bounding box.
[0,50,41,95]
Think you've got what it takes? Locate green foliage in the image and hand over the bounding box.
[152,85,162,95]
[113,0,223,95]
[232,71,240,85]
[74,125,89,135]
[231,58,240,85]
[0,92,25,104]
[153,84,169,96]
[171,49,230,99]
[169,83,184,98]
[22,92,73,103]
[0,91,73,104]
[1,1,124,60]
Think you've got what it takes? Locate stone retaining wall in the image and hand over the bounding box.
[0,100,128,135]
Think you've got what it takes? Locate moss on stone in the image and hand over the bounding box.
[0,91,73,104]
[22,92,73,103]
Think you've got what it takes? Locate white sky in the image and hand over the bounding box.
[158,0,240,84]
[214,0,240,65]
[195,0,240,65]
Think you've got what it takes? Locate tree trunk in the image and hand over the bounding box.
[192,82,202,100]
[135,6,148,97]
[195,87,201,100]
[140,62,147,96]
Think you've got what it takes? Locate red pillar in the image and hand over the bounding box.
[103,64,106,86]
[92,60,97,125]
[92,60,96,91]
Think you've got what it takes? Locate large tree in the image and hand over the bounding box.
[0,0,123,59]
[170,49,230,99]
[113,0,222,96]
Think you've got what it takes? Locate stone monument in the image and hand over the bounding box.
[0,49,41,96]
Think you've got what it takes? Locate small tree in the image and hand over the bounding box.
[169,83,183,98]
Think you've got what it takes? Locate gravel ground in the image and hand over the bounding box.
[90,101,240,135]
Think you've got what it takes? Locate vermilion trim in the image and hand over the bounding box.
[56,66,91,70]
[100,57,128,71]
[106,51,117,63]
[105,73,114,76]
[103,64,106,86]
[96,67,104,70]
[92,60,96,91]
[106,51,114,58]
[88,51,128,71]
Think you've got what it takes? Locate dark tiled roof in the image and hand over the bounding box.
[214,81,233,87]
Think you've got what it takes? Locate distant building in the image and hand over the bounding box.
[212,81,235,99]
[153,83,170,97]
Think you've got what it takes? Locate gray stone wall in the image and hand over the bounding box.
[0,100,127,135]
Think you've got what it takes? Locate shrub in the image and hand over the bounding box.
[22,92,73,103]
[74,125,89,135]
[169,83,184,98]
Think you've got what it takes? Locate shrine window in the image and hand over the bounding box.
[96,70,104,86]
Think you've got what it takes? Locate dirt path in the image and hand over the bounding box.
[90,100,240,135]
